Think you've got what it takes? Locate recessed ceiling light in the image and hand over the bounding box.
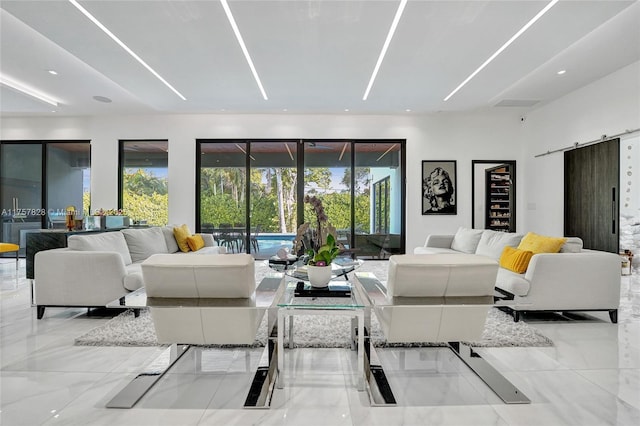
[557,70,566,75]
[69,0,186,101]
[405,109,411,112]
[220,0,268,100]
[344,109,350,112]
[363,0,408,101]
[93,95,112,103]
[0,74,59,106]
[444,0,559,101]
[47,70,58,75]
[283,108,288,112]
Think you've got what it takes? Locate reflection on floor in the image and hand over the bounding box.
[1,258,639,425]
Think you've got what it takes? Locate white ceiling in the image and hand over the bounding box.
[1,0,638,116]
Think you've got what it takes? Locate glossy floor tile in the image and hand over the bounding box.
[1,259,640,425]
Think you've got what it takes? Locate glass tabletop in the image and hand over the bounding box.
[267,255,363,280]
[277,279,365,309]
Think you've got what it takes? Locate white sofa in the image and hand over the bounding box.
[34,226,226,319]
[414,228,621,323]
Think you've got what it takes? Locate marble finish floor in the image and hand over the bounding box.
[1,259,639,425]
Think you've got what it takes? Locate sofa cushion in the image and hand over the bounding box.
[387,254,498,297]
[121,227,169,263]
[560,237,583,253]
[173,224,192,252]
[142,253,255,298]
[495,268,530,297]
[161,226,180,253]
[518,232,567,254]
[450,227,484,254]
[67,232,132,265]
[499,246,534,274]
[124,263,144,291]
[187,234,205,251]
[475,230,524,260]
[414,246,459,255]
[182,246,226,255]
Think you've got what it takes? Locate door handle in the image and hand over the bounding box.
[611,187,616,234]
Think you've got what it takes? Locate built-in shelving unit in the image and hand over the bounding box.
[485,165,514,232]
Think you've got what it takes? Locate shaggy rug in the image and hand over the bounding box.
[75,260,552,348]
[74,307,553,348]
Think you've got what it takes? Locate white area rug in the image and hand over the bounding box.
[74,307,552,348]
[75,261,552,348]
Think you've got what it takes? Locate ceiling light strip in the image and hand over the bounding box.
[68,0,186,100]
[220,0,268,101]
[443,0,559,102]
[0,74,59,106]
[363,0,408,101]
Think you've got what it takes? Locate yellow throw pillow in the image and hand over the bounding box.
[173,224,192,252]
[186,234,205,252]
[500,246,534,274]
[517,232,566,254]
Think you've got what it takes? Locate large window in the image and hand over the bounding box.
[0,141,90,255]
[196,139,405,259]
[119,140,168,226]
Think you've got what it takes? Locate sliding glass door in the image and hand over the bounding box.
[196,139,405,259]
[304,141,352,250]
[1,141,91,256]
[0,143,42,255]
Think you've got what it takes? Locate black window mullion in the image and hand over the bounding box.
[41,143,47,229]
[296,139,305,228]
[245,141,251,253]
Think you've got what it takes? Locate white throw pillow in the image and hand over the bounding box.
[475,230,524,260]
[67,232,133,265]
[161,226,180,253]
[450,227,484,254]
[122,227,170,263]
[560,237,583,253]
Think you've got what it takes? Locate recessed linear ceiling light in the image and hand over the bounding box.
[557,69,566,75]
[47,70,58,75]
[0,74,59,106]
[443,0,559,102]
[220,0,268,101]
[363,0,407,101]
[68,0,186,101]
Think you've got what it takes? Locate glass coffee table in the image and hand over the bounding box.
[276,279,367,391]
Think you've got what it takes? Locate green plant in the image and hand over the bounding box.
[294,195,341,266]
[309,233,340,266]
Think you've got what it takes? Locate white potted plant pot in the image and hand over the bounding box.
[306,265,332,288]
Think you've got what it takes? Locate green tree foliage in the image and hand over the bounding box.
[122,169,168,226]
[124,192,168,226]
[341,168,371,195]
[200,164,374,235]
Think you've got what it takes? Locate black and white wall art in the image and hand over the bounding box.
[422,160,457,215]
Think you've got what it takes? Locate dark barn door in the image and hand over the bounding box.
[564,139,619,253]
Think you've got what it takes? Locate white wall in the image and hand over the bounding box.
[521,60,640,235]
[1,111,522,252]
[3,59,637,250]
